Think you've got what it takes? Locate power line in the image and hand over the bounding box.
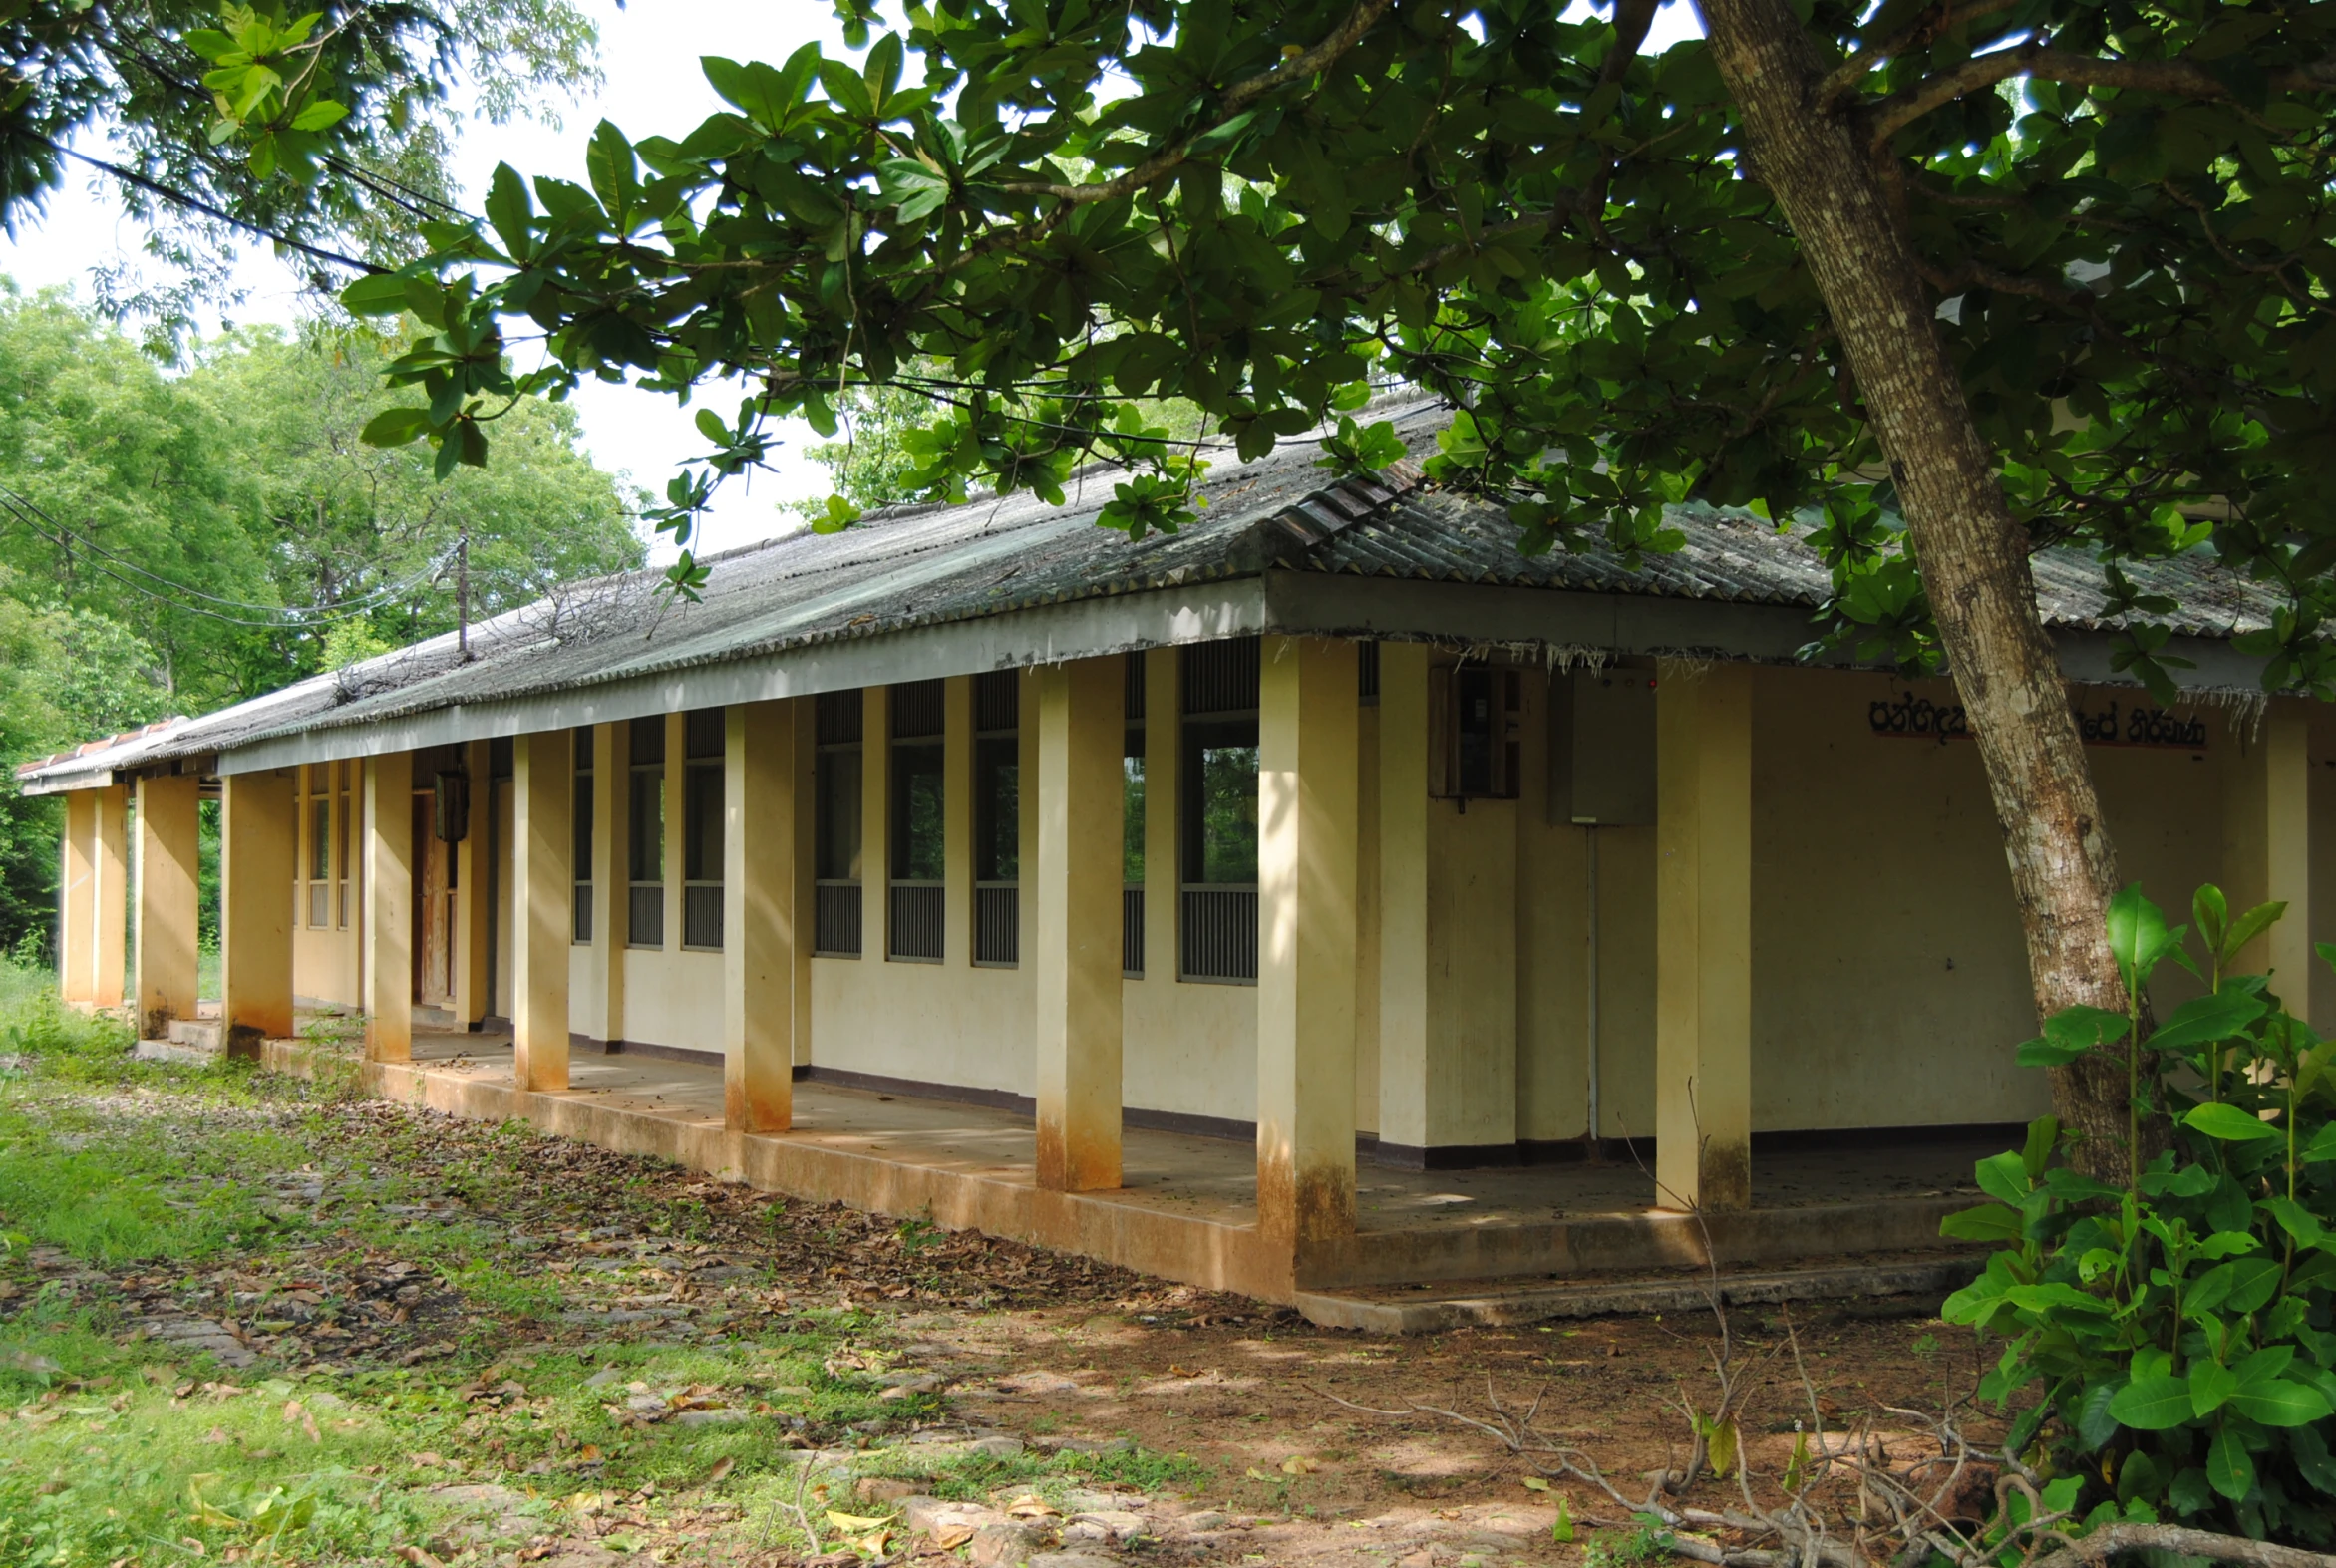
[0,486,456,630]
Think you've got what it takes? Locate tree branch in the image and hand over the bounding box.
[1869,45,2336,143]
[39,137,385,275]
[1811,0,2024,111]
[2026,1524,2336,1568]
[996,0,1397,205]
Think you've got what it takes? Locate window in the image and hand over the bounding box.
[971,670,1019,966]
[683,709,725,949]
[1358,639,1380,704]
[1124,652,1146,978]
[1180,638,1260,983]
[887,681,944,961]
[307,767,331,928]
[335,761,352,928]
[627,715,665,946]
[572,728,594,944]
[1436,665,1521,799]
[814,690,863,956]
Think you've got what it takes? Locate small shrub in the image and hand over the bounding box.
[1946,883,2336,1544]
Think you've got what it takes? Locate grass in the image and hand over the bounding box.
[0,959,1205,1567]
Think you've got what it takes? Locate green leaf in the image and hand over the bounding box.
[1974,1150,2032,1206]
[287,98,346,132]
[2148,989,2267,1052]
[586,119,640,227]
[485,163,534,261]
[1940,1202,2024,1242]
[2221,900,2288,965]
[339,272,412,316]
[2184,1102,2282,1143]
[2303,1123,2336,1163]
[2189,1360,2237,1417]
[2107,883,2180,990]
[2228,1376,2332,1427]
[358,407,433,447]
[2110,1376,2196,1431]
[2207,1427,2256,1502]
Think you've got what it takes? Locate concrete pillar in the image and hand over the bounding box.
[136,774,200,1038]
[58,789,97,1003]
[1256,636,1360,1249]
[1376,646,1518,1161]
[725,700,804,1130]
[220,771,296,1057]
[592,723,624,1046]
[365,752,414,1063]
[1654,662,1753,1213]
[93,784,128,1009]
[1034,657,1127,1191]
[1144,649,1178,984]
[512,731,572,1092]
[452,740,493,1028]
[2222,703,2312,1009]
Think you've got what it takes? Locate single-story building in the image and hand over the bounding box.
[19,405,2327,1310]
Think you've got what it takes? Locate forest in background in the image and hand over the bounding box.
[0,282,650,961]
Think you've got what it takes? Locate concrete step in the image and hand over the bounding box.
[167,1018,223,1050]
[1294,1255,1985,1334]
[134,1039,220,1065]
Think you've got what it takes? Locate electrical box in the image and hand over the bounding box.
[434,771,470,843]
[1548,668,1654,825]
[1430,665,1521,800]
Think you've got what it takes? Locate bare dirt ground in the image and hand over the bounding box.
[0,1060,1991,1568]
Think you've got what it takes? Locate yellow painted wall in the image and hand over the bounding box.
[622,947,724,1050]
[2309,704,2336,1035]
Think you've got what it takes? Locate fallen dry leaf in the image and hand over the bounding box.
[1281,1455,1322,1476]
[932,1526,976,1550]
[1006,1495,1058,1518]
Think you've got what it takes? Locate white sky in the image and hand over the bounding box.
[0,0,1704,562]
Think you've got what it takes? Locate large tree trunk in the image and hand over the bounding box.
[1693,0,2136,1178]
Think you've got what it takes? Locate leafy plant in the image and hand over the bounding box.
[1944,883,2336,1543]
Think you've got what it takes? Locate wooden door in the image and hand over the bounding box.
[414,797,454,1006]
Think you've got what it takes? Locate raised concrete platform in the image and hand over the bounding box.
[1295,1255,1984,1334]
[253,1027,1989,1319]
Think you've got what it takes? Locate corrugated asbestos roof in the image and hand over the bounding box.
[14,400,2286,789]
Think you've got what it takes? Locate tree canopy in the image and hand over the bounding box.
[336,0,2336,696]
[1,0,599,338]
[0,283,646,959]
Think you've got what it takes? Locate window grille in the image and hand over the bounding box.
[572,728,594,944]
[1124,651,1147,721]
[974,669,1019,732]
[1123,695,1146,978]
[891,678,944,740]
[816,688,863,745]
[972,673,1019,967]
[815,882,861,956]
[1182,636,1260,715]
[1179,888,1259,982]
[627,715,665,947]
[890,883,944,961]
[1179,638,1259,983]
[335,762,351,929]
[682,709,724,949]
[973,885,1018,967]
[815,690,863,956]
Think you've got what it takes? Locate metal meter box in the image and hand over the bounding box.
[1547,668,1655,825]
